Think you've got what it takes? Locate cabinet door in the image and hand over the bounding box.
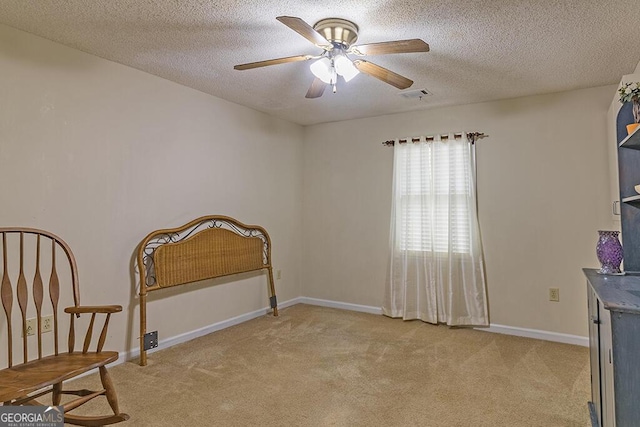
[600,307,615,427]
[588,287,602,425]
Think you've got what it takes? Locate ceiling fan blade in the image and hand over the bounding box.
[350,39,430,56]
[276,16,333,49]
[234,54,313,70]
[305,78,326,99]
[353,60,413,89]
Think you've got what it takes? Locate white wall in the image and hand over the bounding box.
[0,24,303,357]
[0,20,621,356]
[302,86,616,337]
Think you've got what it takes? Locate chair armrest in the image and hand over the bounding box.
[64,305,123,314]
[64,305,122,353]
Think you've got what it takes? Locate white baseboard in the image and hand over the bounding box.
[297,297,588,347]
[297,296,384,315]
[475,324,589,347]
[117,297,300,365]
[114,296,587,367]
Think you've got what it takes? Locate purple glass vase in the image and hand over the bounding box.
[596,230,623,275]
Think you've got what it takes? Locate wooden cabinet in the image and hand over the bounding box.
[618,127,640,273]
[584,269,640,427]
[614,73,640,272]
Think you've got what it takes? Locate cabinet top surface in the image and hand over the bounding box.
[583,268,640,313]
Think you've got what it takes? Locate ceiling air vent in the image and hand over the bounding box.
[399,88,432,100]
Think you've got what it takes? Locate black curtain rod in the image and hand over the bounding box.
[382,132,487,146]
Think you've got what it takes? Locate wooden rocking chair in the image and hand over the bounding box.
[0,228,129,425]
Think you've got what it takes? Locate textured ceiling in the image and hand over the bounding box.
[1,1,640,126]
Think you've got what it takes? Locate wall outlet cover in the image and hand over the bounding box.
[42,315,53,333]
[25,318,37,336]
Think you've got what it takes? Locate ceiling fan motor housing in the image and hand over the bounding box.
[313,18,359,48]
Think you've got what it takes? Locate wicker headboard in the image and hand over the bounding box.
[136,215,278,366]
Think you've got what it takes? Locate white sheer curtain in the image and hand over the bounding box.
[383,133,488,326]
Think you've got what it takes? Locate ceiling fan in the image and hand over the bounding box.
[234,16,430,98]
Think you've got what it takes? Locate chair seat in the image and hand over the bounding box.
[0,351,118,402]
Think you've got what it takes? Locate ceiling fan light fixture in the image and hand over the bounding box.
[310,57,333,84]
[334,55,359,82]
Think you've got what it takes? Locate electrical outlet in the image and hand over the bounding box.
[276,269,282,280]
[25,318,37,336]
[549,288,560,302]
[42,315,53,333]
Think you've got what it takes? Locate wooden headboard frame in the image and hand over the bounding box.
[136,215,278,366]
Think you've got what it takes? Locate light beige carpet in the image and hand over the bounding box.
[67,304,590,426]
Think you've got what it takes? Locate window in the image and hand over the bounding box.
[394,136,472,254]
